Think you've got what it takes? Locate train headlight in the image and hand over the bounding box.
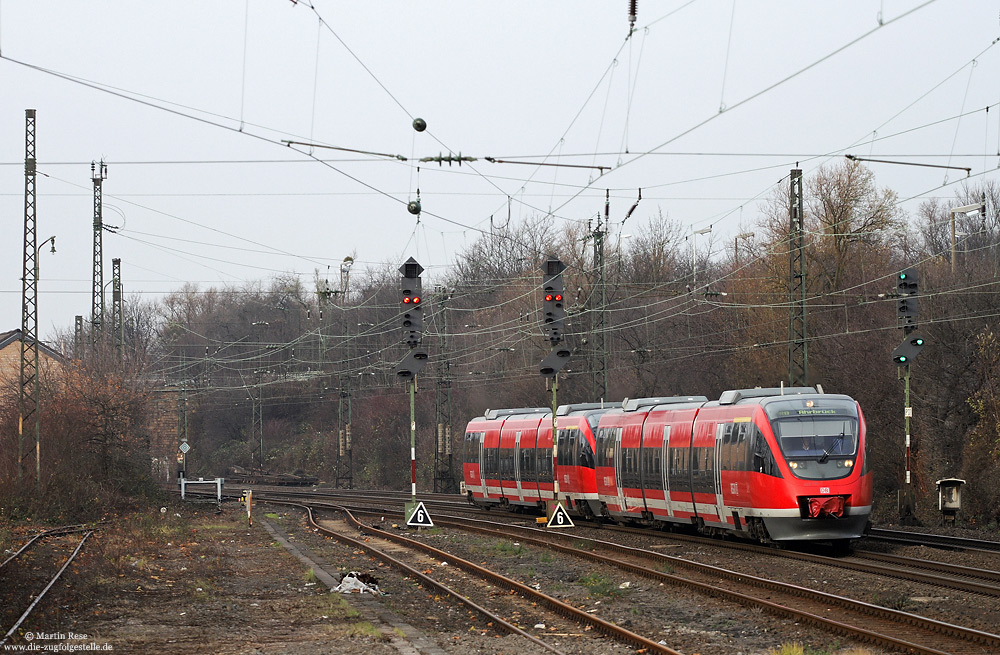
[843,459,854,468]
[789,461,799,469]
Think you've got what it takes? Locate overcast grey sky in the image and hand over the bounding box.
[1,1,998,339]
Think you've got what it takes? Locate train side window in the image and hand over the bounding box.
[721,424,733,471]
[735,424,748,471]
[538,448,552,481]
[670,445,685,478]
[642,443,662,488]
[628,447,639,487]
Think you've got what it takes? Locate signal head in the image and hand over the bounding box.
[896,267,919,294]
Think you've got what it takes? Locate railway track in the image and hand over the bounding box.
[180,486,1000,651]
[253,489,1000,600]
[0,529,94,647]
[868,527,1000,553]
[270,500,682,655]
[395,510,1000,655]
[263,495,999,655]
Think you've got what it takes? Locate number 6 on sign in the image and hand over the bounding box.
[546,502,574,528]
[406,501,434,527]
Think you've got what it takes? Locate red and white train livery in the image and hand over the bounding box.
[463,387,872,545]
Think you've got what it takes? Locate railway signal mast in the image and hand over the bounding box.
[394,258,430,525]
[538,257,572,525]
[892,267,924,523]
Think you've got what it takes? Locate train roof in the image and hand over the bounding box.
[483,407,549,420]
[718,386,819,405]
[556,402,621,416]
[621,396,708,412]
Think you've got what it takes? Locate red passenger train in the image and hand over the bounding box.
[463,387,872,545]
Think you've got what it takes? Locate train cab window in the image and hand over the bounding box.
[596,426,619,468]
[749,427,781,478]
[557,428,579,466]
[581,437,595,469]
[465,431,484,465]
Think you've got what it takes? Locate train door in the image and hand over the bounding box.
[713,423,727,522]
[613,428,626,511]
[479,438,488,500]
[514,430,523,502]
[661,425,672,517]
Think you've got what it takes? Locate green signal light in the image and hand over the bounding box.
[899,273,907,279]
[898,355,908,362]
[913,338,924,346]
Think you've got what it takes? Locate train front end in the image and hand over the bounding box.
[756,394,872,542]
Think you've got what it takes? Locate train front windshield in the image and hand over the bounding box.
[765,398,860,481]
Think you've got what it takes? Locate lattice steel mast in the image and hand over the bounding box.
[91,160,107,343]
[111,258,123,359]
[18,109,39,491]
[586,192,610,401]
[788,169,807,386]
[433,289,455,493]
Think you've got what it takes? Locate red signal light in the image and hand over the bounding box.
[403,297,411,304]
[545,294,553,301]
[412,296,420,304]
[554,294,562,301]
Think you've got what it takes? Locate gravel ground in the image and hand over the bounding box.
[8,502,995,655]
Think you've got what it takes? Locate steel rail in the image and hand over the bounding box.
[387,510,1000,655]
[0,524,95,572]
[284,503,568,655]
[0,531,93,646]
[263,493,1000,596]
[280,501,683,655]
[868,528,1000,553]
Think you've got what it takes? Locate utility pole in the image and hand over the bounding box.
[336,256,355,489]
[18,109,40,492]
[433,288,455,493]
[91,160,108,343]
[336,382,353,489]
[111,258,123,359]
[788,168,807,386]
[891,268,924,523]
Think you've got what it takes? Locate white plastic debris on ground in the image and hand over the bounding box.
[332,571,382,595]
